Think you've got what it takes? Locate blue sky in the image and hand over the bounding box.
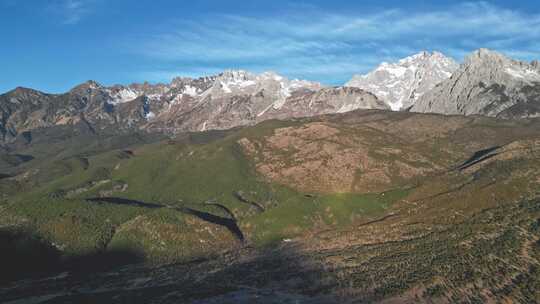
[1,0,539,93]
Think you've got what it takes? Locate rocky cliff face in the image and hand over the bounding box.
[411,49,540,118]
[262,87,387,121]
[346,51,458,110]
[0,71,386,142]
[0,81,159,142]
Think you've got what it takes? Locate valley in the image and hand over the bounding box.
[1,109,539,303]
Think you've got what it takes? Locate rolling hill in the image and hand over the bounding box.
[1,109,539,303]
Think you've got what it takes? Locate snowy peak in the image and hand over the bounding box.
[215,70,258,92]
[411,48,540,118]
[466,48,509,64]
[218,70,255,82]
[70,80,104,92]
[462,49,540,83]
[464,48,518,71]
[213,70,320,95]
[346,51,458,110]
[199,70,322,111]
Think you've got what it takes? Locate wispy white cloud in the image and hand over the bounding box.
[131,1,540,84]
[50,0,94,25]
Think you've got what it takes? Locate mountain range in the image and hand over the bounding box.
[1,48,539,144]
[0,70,384,143]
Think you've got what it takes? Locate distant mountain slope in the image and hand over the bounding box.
[0,71,386,143]
[0,82,153,143]
[346,51,458,110]
[4,49,540,145]
[411,49,540,118]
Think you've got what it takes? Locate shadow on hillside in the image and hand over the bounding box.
[169,245,341,303]
[86,197,246,242]
[1,240,341,303]
[1,198,341,302]
[0,228,143,285]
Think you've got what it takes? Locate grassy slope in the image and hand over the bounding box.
[1,111,539,302]
[1,119,406,262]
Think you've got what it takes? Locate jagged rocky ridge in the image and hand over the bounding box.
[0,71,388,141]
[346,51,458,110]
[2,49,540,144]
[411,49,540,118]
[0,70,387,142]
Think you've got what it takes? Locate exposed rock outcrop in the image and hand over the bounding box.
[411,49,540,118]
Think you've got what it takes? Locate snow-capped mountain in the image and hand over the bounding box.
[411,49,540,118]
[4,49,540,143]
[192,70,322,110]
[146,70,385,132]
[0,70,384,142]
[346,51,459,110]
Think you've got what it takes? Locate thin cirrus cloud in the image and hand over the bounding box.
[133,1,540,84]
[50,0,94,25]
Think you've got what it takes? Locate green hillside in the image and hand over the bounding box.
[1,110,540,303]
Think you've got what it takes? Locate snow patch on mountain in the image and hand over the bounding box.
[217,70,258,92]
[182,85,200,97]
[145,111,156,120]
[505,67,540,83]
[108,88,140,104]
[220,81,233,93]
